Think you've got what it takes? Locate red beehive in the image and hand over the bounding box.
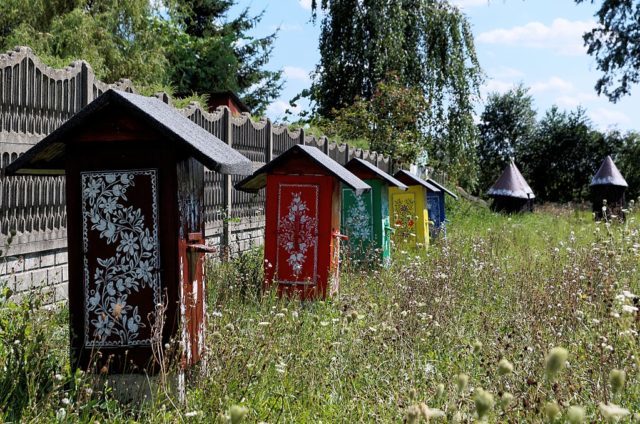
[235,145,369,300]
[5,90,252,374]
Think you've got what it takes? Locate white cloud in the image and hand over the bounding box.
[266,100,301,118]
[482,79,516,95]
[555,92,598,109]
[589,108,631,130]
[451,0,488,8]
[530,76,573,94]
[490,66,525,80]
[477,18,596,55]
[284,66,311,83]
[298,0,312,10]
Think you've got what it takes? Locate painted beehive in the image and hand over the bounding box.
[487,160,535,213]
[5,90,252,374]
[389,170,439,250]
[590,155,628,220]
[341,158,407,266]
[425,178,458,238]
[235,145,369,300]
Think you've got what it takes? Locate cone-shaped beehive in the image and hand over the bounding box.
[487,160,534,213]
[591,155,628,220]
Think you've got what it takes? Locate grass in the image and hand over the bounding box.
[1,201,639,422]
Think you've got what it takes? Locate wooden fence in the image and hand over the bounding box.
[0,47,408,299]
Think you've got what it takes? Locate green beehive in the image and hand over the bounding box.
[341,158,407,266]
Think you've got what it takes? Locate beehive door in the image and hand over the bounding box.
[80,169,161,350]
[427,193,440,237]
[341,187,373,261]
[274,182,321,285]
[391,191,417,243]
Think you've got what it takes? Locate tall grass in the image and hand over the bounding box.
[1,202,638,422]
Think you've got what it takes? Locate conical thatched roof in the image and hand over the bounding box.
[487,161,535,199]
[590,155,628,187]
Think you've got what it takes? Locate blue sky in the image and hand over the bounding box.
[232,0,639,132]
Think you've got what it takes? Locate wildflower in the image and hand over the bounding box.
[275,313,285,319]
[435,383,445,398]
[455,373,469,392]
[497,358,513,376]
[258,321,270,327]
[499,392,514,409]
[406,405,421,424]
[54,374,64,381]
[419,403,445,419]
[56,408,66,421]
[545,347,568,378]
[185,411,199,417]
[567,406,586,424]
[609,369,626,395]
[229,405,249,424]
[225,323,235,331]
[61,397,70,405]
[474,388,494,420]
[543,401,561,423]
[599,403,630,422]
[622,305,638,313]
[472,339,483,353]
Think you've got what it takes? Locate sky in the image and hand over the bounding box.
[231,0,639,132]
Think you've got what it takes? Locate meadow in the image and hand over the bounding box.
[1,200,638,422]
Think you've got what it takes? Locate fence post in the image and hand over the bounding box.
[299,128,305,145]
[322,136,329,154]
[344,144,350,164]
[80,62,92,107]
[221,108,233,260]
[265,119,273,162]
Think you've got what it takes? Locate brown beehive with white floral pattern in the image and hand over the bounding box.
[5,90,252,374]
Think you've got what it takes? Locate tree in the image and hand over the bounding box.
[517,106,622,202]
[477,85,537,192]
[318,75,429,164]
[0,0,282,114]
[308,0,483,185]
[164,0,283,114]
[576,0,640,102]
[614,131,640,201]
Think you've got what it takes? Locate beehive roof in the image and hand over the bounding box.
[487,161,535,199]
[345,158,407,189]
[5,89,253,176]
[590,155,628,187]
[426,178,458,199]
[393,170,441,192]
[235,144,371,194]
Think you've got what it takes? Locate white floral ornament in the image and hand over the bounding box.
[278,192,318,277]
[82,170,160,347]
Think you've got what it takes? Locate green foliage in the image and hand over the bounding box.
[615,131,640,201]
[0,283,67,421]
[0,0,282,114]
[163,0,283,114]
[316,75,429,163]
[575,0,640,102]
[517,106,622,202]
[477,85,537,192]
[308,0,482,183]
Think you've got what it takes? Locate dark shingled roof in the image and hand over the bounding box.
[426,178,458,200]
[235,144,371,194]
[393,170,441,192]
[487,161,535,199]
[5,89,253,176]
[590,155,628,187]
[345,158,407,190]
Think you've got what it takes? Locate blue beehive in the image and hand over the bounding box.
[425,178,458,237]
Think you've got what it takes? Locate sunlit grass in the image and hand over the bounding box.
[1,202,639,422]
